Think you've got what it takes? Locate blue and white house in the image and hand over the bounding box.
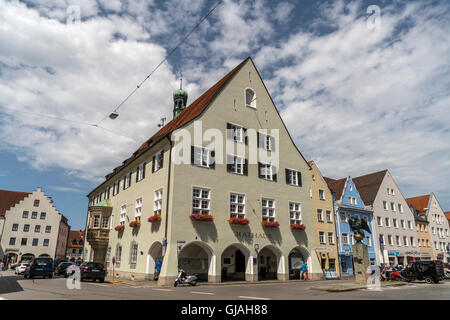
[325,176,377,278]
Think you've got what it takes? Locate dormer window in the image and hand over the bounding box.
[245,88,256,109]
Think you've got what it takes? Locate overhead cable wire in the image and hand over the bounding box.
[95,0,224,126]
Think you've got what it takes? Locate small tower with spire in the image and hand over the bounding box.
[173,73,188,119]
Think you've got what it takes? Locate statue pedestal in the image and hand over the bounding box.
[352,243,370,285]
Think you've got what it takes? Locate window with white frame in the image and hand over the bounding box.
[388,235,393,245]
[366,236,372,246]
[120,205,126,225]
[408,221,412,229]
[342,233,349,245]
[340,212,347,222]
[377,216,382,226]
[401,220,405,229]
[319,189,325,200]
[227,154,245,175]
[227,123,246,143]
[328,232,334,244]
[258,132,275,152]
[391,189,395,195]
[137,163,145,181]
[40,212,46,220]
[154,189,163,215]
[261,198,275,222]
[396,235,401,246]
[135,198,142,220]
[192,187,210,215]
[383,201,388,210]
[286,169,301,186]
[22,211,29,219]
[317,209,324,222]
[393,218,398,228]
[153,151,164,172]
[93,215,100,228]
[130,243,138,264]
[116,245,122,264]
[245,88,256,108]
[319,231,325,244]
[259,162,276,181]
[403,236,408,246]
[192,146,213,168]
[45,226,51,233]
[385,217,390,227]
[12,224,18,231]
[230,193,245,219]
[390,202,395,211]
[123,172,131,189]
[352,197,357,205]
[23,224,30,232]
[387,188,391,195]
[398,203,403,213]
[31,211,37,219]
[101,215,109,229]
[380,234,385,245]
[43,239,49,247]
[289,202,301,224]
[326,210,332,223]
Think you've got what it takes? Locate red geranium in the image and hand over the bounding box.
[129,220,141,227]
[148,214,162,223]
[290,223,306,230]
[114,225,125,231]
[228,217,250,225]
[190,213,214,222]
[261,220,280,228]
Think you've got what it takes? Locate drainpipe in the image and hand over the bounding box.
[163,136,173,257]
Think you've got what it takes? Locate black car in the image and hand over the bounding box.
[24,257,54,279]
[55,262,74,276]
[80,262,107,282]
[401,260,444,284]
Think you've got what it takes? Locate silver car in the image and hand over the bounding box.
[15,263,30,275]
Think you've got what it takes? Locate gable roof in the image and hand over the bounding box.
[68,230,85,248]
[0,189,31,216]
[352,170,387,206]
[103,57,250,182]
[324,177,347,201]
[405,195,430,216]
[444,212,450,221]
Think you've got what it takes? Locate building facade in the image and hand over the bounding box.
[407,194,450,263]
[84,57,324,284]
[353,170,420,266]
[308,161,340,278]
[325,177,377,278]
[66,230,85,262]
[414,215,434,260]
[0,188,70,265]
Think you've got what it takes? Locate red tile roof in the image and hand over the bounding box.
[0,189,31,216]
[68,230,85,248]
[405,195,430,216]
[444,212,450,221]
[324,177,347,201]
[103,57,250,181]
[352,170,387,206]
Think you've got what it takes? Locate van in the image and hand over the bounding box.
[24,257,54,279]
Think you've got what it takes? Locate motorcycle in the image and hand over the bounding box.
[174,269,198,287]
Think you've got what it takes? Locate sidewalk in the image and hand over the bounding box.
[310,281,408,292]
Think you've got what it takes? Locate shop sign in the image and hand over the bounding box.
[405,251,420,255]
[421,252,431,257]
[5,249,19,253]
[388,251,400,256]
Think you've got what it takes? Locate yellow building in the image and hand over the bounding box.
[414,215,434,260]
[308,161,340,278]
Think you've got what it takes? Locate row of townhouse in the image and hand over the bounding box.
[83,57,450,284]
[0,188,70,266]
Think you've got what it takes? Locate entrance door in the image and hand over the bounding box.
[235,250,245,272]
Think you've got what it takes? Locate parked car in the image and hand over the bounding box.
[24,257,54,279]
[55,262,74,276]
[442,263,450,279]
[400,260,444,284]
[80,262,107,282]
[14,263,30,275]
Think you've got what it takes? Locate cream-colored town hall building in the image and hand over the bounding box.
[84,57,327,284]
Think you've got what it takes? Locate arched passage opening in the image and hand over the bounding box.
[288,246,310,280]
[178,241,215,282]
[146,241,163,278]
[20,253,35,262]
[38,254,51,258]
[221,244,251,282]
[257,245,282,281]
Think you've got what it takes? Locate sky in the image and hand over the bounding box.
[1,0,449,230]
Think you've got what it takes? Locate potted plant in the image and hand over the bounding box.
[129,220,141,228]
[261,220,280,228]
[114,225,125,231]
[148,214,162,223]
[190,212,214,222]
[228,216,250,225]
[290,223,306,230]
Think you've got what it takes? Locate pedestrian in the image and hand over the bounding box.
[154,258,162,281]
[300,262,308,280]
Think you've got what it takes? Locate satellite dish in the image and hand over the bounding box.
[109,112,119,119]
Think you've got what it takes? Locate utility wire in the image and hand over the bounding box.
[95,0,224,126]
[0,105,143,143]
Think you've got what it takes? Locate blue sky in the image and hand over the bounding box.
[1,0,450,230]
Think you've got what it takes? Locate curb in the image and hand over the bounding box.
[310,282,408,292]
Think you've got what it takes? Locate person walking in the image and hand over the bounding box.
[154,258,162,281]
[300,262,308,280]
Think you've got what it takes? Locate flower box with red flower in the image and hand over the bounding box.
[228,216,249,225]
[290,223,306,230]
[129,220,141,228]
[261,220,280,228]
[114,225,125,231]
[148,214,162,223]
[190,212,214,222]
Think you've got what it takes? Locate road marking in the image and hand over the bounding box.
[152,288,173,292]
[190,291,215,295]
[238,296,270,300]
